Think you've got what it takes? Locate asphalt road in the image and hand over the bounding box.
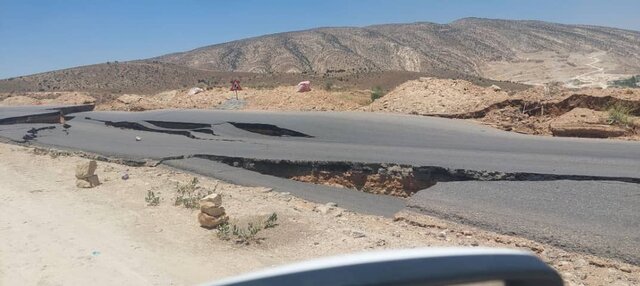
[1,105,639,264]
[408,180,640,264]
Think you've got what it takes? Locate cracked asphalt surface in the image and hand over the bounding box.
[1,105,639,264]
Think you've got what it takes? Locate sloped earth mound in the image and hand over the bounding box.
[367,77,511,114]
[0,92,96,106]
[95,86,370,112]
[243,86,370,111]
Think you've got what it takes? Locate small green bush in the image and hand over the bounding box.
[174,177,215,209]
[216,212,279,244]
[145,190,160,206]
[606,103,635,127]
[370,86,385,101]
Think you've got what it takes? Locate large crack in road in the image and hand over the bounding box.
[167,154,640,198]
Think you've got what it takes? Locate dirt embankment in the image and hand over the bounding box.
[1,143,639,286]
[0,92,97,106]
[367,77,511,114]
[88,87,371,112]
[368,77,640,140]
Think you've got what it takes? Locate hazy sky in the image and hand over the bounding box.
[1,0,639,79]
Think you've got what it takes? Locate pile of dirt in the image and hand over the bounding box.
[1,95,40,105]
[98,89,230,111]
[244,87,370,111]
[0,92,95,106]
[367,77,511,115]
[97,86,371,112]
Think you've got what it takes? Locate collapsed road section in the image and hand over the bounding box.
[177,154,640,197]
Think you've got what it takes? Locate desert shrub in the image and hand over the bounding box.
[174,177,216,209]
[606,103,635,127]
[145,190,161,206]
[370,86,385,101]
[216,212,279,244]
[264,213,278,228]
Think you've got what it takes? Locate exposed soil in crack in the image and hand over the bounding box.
[187,154,640,198]
[427,94,640,119]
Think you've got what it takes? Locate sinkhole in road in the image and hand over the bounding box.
[187,154,640,198]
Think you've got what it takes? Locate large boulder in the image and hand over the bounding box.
[75,160,97,179]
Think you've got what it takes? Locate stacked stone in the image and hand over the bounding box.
[75,160,100,188]
[197,193,228,229]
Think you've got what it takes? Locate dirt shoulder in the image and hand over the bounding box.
[0,143,638,286]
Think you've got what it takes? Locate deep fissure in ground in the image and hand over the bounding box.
[189,154,640,198]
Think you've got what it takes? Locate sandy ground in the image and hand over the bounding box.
[0,143,639,286]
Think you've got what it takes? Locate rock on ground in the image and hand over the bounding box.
[75,160,97,179]
[76,175,100,188]
[198,212,228,229]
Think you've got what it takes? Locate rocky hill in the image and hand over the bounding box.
[154,18,640,83]
[3,18,640,93]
